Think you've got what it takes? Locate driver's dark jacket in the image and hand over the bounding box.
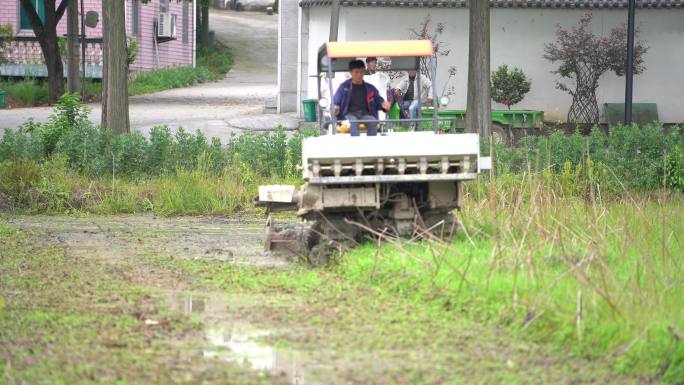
[333,79,386,118]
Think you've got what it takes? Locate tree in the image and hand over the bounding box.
[409,14,458,99]
[491,64,531,110]
[101,0,129,133]
[465,0,491,137]
[543,12,648,124]
[19,0,69,104]
[197,0,210,48]
[66,0,79,94]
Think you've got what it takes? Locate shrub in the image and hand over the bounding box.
[544,13,648,123]
[491,124,684,196]
[0,78,49,106]
[491,64,531,109]
[227,127,319,179]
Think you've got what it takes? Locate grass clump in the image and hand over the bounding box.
[0,78,101,107]
[338,175,683,382]
[129,47,233,95]
[129,66,217,95]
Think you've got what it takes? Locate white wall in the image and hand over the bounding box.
[303,7,684,123]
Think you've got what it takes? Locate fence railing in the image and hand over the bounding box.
[0,36,104,78]
[0,36,103,65]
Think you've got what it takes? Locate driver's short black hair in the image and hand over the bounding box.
[349,59,366,71]
[366,57,378,64]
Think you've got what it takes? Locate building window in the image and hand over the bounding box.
[182,0,189,44]
[20,0,45,30]
[160,0,168,13]
[131,0,140,36]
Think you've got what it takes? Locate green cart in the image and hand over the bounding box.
[420,108,544,144]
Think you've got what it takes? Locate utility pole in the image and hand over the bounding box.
[624,0,636,126]
[66,0,80,94]
[465,0,491,138]
[329,0,340,42]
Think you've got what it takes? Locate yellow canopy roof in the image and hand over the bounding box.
[326,40,433,59]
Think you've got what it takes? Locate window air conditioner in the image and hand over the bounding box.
[157,12,177,38]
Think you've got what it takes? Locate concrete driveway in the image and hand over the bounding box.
[0,9,298,142]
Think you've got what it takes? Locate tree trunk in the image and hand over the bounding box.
[20,0,65,104]
[201,5,210,48]
[66,0,80,94]
[196,1,202,45]
[329,0,340,42]
[101,0,130,133]
[101,0,108,127]
[465,0,491,138]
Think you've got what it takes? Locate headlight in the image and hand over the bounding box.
[439,96,450,107]
[318,98,330,108]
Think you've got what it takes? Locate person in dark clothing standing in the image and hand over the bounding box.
[333,60,390,136]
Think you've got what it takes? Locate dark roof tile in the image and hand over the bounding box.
[299,0,684,8]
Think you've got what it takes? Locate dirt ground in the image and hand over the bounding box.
[0,213,634,385]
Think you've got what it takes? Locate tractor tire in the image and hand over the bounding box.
[491,123,510,145]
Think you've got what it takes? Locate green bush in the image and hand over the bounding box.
[227,127,318,179]
[0,78,49,105]
[491,64,531,109]
[129,66,217,95]
[197,47,234,77]
[0,98,317,182]
[491,124,684,196]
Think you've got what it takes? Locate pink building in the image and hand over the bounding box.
[0,0,196,78]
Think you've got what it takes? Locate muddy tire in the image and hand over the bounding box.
[420,210,459,240]
[491,123,510,145]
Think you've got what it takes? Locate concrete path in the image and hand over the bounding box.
[0,9,297,142]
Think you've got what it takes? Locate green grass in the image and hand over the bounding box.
[144,243,630,384]
[0,156,270,215]
[128,66,217,95]
[336,182,684,383]
[0,48,234,106]
[129,48,233,95]
[0,78,48,105]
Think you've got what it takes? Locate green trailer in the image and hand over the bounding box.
[420,108,544,143]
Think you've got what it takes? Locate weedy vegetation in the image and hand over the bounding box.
[0,96,682,383]
[0,94,316,215]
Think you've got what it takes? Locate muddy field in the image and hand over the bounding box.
[0,213,634,385]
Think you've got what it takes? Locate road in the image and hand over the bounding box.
[0,10,298,142]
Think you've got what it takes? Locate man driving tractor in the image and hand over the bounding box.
[333,59,391,136]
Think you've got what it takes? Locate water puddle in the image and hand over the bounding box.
[166,291,336,385]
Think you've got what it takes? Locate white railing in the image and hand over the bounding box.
[0,37,104,78]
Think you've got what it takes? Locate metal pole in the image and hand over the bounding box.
[80,0,86,101]
[624,0,636,126]
[329,0,340,42]
[328,60,336,134]
[431,56,438,132]
[416,58,421,130]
